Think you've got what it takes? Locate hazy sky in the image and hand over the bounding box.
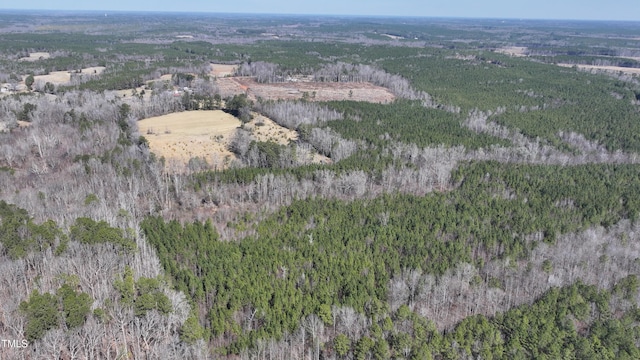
[2,0,640,21]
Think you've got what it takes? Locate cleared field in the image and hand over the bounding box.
[382,33,404,40]
[557,63,640,76]
[217,77,395,103]
[137,111,241,169]
[211,63,237,77]
[495,47,528,57]
[34,71,71,84]
[18,52,51,61]
[137,109,330,170]
[31,66,106,85]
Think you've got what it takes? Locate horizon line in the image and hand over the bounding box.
[1,8,640,23]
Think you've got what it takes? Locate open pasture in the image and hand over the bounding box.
[137,110,240,169]
[31,66,106,85]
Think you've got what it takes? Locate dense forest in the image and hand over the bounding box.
[1,10,640,359]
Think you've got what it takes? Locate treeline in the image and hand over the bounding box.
[229,100,358,170]
[254,100,342,129]
[184,144,463,236]
[187,138,640,241]
[538,54,640,68]
[312,62,437,107]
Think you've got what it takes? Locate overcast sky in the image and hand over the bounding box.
[2,0,640,21]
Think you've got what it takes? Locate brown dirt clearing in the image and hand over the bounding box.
[217,77,395,103]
